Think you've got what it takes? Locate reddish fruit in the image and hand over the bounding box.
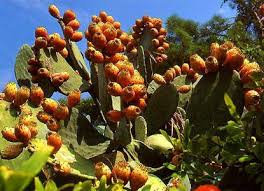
[152,39,159,48]
[105,38,124,55]
[155,56,163,64]
[106,15,114,23]
[27,65,39,75]
[181,63,190,75]
[71,31,83,42]
[152,73,166,85]
[35,37,48,49]
[109,53,127,63]
[28,123,38,138]
[15,124,31,144]
[117,70,132,87]
[47,132,62,154]
[106,110,123,123]
[193,184,221,191]
[113,21,121,29]
[136,98,147,110]
[85,46,96,61]
[64,26,74,39]
[103,26,117,41]
[48,4,60,19]
[122,105,141,120]
[219,41,234,64]
[150,28,159,37]
[115,60,134,76]
[119,33,130,45]
[107,82,123,96]
[135,19,144,28]
[157,35,165,44]
[59,48,69,58]
[52,76,65,87]
[142,16,151,23]
[91,15,101,23]
[104,63,119,81]
[67,90,81,108]
[2,128,18,142]
[223,47,245,70]
[67,19,80,31]
[94,162,112,181]
[130,167,148,191]
[46,118,61,131]
[145,21,154,29]
[192,73,199,82]
[48,33,60,47]
[187,68,196,78]
[156,46,165,53]
[205,56,219,73]
[27,57,39,66]
[30,86,44,106]
[177,85,191,94]
[112,161,131,184]
[92,50,104,63]
[239,61,260,83]
[53,104,69,120]
[88,23,102,35]
[244,90,260,111]
[53,37,66,52]
[38,68,50,78]
[35,27,48,39]
[159,28,167,35]
[116,29,123,37]
[63,9,76,24]
[131,70,144,85]
[259,4,264,17]
[99,11,108,22]
[161,54,168,61]
[42,98,58,114]
[14,86,30,107]
[122,86,136,103]
[153,18,162,29]
[4,82,17,102]
[164,69,175,83]
[173,65,181,76]
[37,111,52,123]
[92,32,107,49]
[162,42,170,50]
[131,84,146,100]
[84,29,91,40]
[210,42,221,60]
[190,54,206,74]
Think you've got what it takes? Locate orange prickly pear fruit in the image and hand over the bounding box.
[159,28,167,35]
[47,132,62,154]
[35,27,48,39]
[30,86,44,106]
[112,161,131,184]
[122,86,136,103]
[88,23,102,35]
[177,85,191,94]
[37,111,52,123]
[173,65,181,76]
[190,54,206,74]
[92,50,104,63]
[63,9,76,24]
[42,98,58,114]
[156,46,165,53]
[150,28,159,37]
[192,73,199,82]
[106,15,115,23]
[187,68,196,79]
[205,56,219,73]
[67,19,80,31]
[239,61,260,84]
[104,63,119,81]
[64,26,74,39]
[15,124,31,144]
[47,33,60,47]
[135,19,144,28]
[130,167,148,191]
[155,56,163,64]
[27,65,39,75]
[161,54,168,62]
[103,26,117,41]
[35,37,48,49]
[210,42,221,60]
[244,90,260,111]
[223,47,245,70]
[92,15,101,23]
[131,70,144,85]
[142,15,151,23]
[49,4,60,19]
[46,117,61,131]
[152,39,159,48]
[122,105,141,120]
[38,68,50,78]
[106,110,123,123]
[113,21,121,29]
[92,32,107,49]
[164,69,175,83]
[1,128,18,142]
[27,57,39,66]
[152,73,166,85]
[28,122,38,138]
[131,84,146,100]
[157,35,165,44]
[4,82,17,102]
[181,63,190,75]
[115,61,134,76]
[119,33,130,45]
[53,37,66,52]
[94,162,112,181]
[53,104,69,120]
[107,82,123,96]
[218,41,234,63]
[52,75,65,87]
[70,31,83,42]
[14,86,30,107]
[136,98,147,110]
[117,70,132,87]
[59,48,69,58]
[67,90,81,109]
[99,11,108,22]
[109,53,128,63]
[105,38,124,55]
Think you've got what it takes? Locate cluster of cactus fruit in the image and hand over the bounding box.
[1,3,264,191]
[94,162,148,191]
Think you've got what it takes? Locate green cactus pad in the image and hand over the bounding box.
[186,70,244,136]
[135,116,148,142]
[145,84,179,135]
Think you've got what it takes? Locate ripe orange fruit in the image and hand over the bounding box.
[210,42,221,60]
[190,54,206,74]
[117,70,132,87]
[244,90,260,111]
[42,98,58,114]
[106,15,114,23]
[136,98,147,110]
[152,73,166,85]
[92,50,105,63]
[4,82,17,102]
[99,11,108,22]
[48,4,60,19]
[135,19,144,28]
[53,104,69,120]
[1,128,18,142]
[64,26,74,39]
[193,184,221,191]
[59,48,69,58]
[131,70,144,85]
[70,31,83,42]
[112,161,131,184]
[63,9,76,24]
[92,32,107,49]
[223,47,245,70]
[122,105,141,120]
[35,27,48,39]
[66,19,80,31]
[106,110,123,123]
[53,37,66,52]
[15,124,31,144]
[47,132,62,154]
[94,162,112,181]
[173,65,181,76]
[164,69,175,83]
[205,56,219,73]
[130,167,148,191]
[115,60,134,76]
[37,111,51,124]
[104,63,119,81]
[13,86,30,107]
[103,26,117,41]
[177,85,191,94]
[150,28,159,37]
[107,82,123,96]
[67,90,81,109]
[181,63,190,74]
[113,21,121,29]
[46,118,61,131]
[122,86,136,103]
[35,37,48,49]
[30,86,44,106]
[38,68,50,78]
[152,39,160,48]
[108,53,127,63]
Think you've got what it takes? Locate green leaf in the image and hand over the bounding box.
[145,134,173,153]
[34,177,45,191]
[224,93,240,122]
[135,116,148,141]
[145,84,179,135]
[45,180,58,191]
[15,44,34,87]
[138,175,167,191]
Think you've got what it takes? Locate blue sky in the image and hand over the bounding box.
[0,0,235,93]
